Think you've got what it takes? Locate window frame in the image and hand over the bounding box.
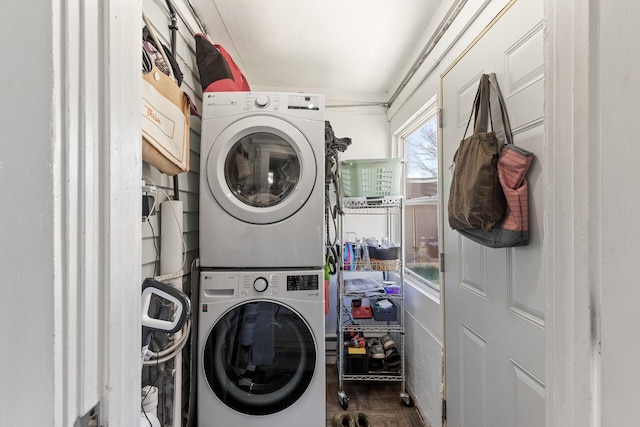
[393,95,442,293]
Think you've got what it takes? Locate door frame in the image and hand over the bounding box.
[52,0,142,425]
[543,1,600,426]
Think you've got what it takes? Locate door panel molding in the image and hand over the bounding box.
[509,358,545,426]
[460,323,488,427]
[504,21,545,97]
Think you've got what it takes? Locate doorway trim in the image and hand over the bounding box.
[543,1,601,426]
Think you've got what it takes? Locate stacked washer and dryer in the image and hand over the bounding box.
[198,92,326,426]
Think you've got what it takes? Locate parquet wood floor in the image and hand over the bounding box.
[325,364,426,427]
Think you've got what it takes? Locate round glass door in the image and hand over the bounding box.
[206,116,317,224]
[224,133,300,208]
[202,301,317,415]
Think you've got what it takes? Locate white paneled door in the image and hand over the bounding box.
[441,0,544,426]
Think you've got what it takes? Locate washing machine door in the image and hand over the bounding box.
[203,300,317,415]
[206,116,317,224]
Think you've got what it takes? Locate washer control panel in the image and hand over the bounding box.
[241,274,279,297]
[200,270,322,301]
[235,271,323,301]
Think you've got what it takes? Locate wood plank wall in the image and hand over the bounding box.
[142,0,203,283]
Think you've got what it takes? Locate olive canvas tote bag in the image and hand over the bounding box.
[456,73,534,248]
[448,74,506,232]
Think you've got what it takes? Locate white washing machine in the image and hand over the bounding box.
[199,92,325,269]
[197,269,326,426]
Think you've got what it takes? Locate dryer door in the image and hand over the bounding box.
[206,116,317,224]
[202,300,317,415]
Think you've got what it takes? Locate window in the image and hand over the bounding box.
[400,99,440,290]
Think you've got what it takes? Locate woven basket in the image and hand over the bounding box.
[370,258,400,271]
[355,258,400,271]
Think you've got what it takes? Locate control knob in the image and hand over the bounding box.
[253,277,268,292]
[255,95,270,108]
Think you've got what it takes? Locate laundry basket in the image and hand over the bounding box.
[340,158,403,197]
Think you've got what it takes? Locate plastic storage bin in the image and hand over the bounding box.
[341,158,403,197]
[371,298,398,321]
[344,347,369,374]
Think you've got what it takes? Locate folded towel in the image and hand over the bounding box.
[344,278,386,297]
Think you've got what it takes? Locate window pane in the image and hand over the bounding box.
[405,116,438,199]
[403,114,440,290]
[404,203,440,289]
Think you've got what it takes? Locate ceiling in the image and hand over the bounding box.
[190,0,446,105]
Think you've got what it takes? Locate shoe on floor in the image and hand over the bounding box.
[351,411,372,427]
[333,412,356,427]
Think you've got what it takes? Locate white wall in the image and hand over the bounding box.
[1,3,56,425]
[326,106,391,160]
[403,285,443,426]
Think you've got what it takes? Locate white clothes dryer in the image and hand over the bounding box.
[197,269,326,427]
[199,92,325,269]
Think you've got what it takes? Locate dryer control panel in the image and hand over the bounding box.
[201,91,324,120]
[286,94,321,111]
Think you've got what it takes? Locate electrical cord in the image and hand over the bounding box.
[142,176,161,277]
[143,320,191,365]
[185,258,200,427]
[147,221,160,277]
[142,176,159,221]
[141,334,162,425]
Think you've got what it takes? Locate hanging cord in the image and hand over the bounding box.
[324,185,338,276]
[163,0,182,201]
[143,319,192,365]
[324,121,352,275]
[185,257,200,427]
[141,334,163,424]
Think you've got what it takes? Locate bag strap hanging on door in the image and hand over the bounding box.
[460,73,491,143]
[448,74,506,232]
[487,73,512,147]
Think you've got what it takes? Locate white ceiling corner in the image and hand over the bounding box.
[190,0,446,104]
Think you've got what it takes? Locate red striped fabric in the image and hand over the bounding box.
[497,147,533,232]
